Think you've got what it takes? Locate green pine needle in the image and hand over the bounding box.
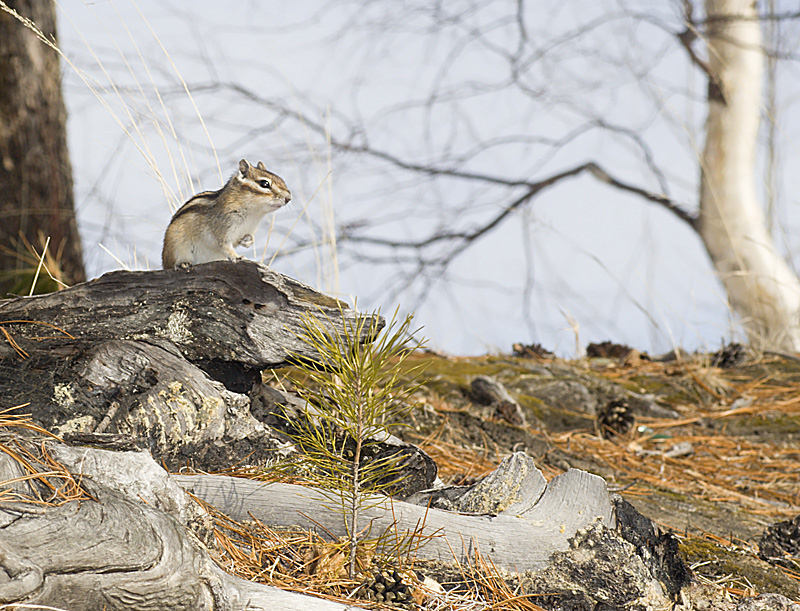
[274,305,426,577]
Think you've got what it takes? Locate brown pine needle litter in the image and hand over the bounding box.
[402,354,800,525]
[547,367,800,521]
[0,406,90,506]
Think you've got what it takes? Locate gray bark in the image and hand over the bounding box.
[0,444,356,610]
[0,259,370,367]
[0,440,682,610]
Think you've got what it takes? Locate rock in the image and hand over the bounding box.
[470,376,526,425]
[734,593,800,610]
[626,391,681,419]
[455,451,547,515]
[527,379,598,415]
[664,441,694,458]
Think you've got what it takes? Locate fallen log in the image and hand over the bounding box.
[0,261,433,484]
[174,465,614,572]
[0,260,366,367]
[0,439,356,610]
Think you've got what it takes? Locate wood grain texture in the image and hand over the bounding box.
[0,445,355,610]
[0,260,368,365]
[173,467,614,572]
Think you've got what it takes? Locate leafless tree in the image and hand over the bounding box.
[69,0,800,351]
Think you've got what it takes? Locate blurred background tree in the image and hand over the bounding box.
[0,0,84,295]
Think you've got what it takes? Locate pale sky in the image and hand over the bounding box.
[56,1,800,356]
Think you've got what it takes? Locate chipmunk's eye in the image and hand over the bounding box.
[258,179,271,189]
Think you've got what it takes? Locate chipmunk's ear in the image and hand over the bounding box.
[238,159,250,177]
[257,161,266,171]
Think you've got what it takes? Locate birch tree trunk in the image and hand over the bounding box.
[700,0,800,351]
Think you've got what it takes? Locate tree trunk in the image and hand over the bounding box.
[700,0,800,351]
[0,0,85,295]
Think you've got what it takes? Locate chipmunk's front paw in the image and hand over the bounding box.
[177,261,192,271]
[237,234,254,248]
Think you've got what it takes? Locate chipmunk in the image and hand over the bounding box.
[161,159,291,269]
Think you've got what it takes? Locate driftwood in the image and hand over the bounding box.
[0,438,615,608]
[174,462,614,572]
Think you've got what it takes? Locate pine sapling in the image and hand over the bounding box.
[280,306,425,578]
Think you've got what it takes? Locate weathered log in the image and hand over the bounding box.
[0,260,377,438]
[174,462,695,608]
[0,262,439,483]
[0,263,438,608]
[2,440,616,608]
[174,465,614,572]
[0,260,369,367]
[0,442,355,610]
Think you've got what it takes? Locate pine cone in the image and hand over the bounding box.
[759,514,800,567]
[597,399,634,438]
[359,569,414,606]
[711,342,749,368]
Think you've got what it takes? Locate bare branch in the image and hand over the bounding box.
[586,164,697,229]
[343,162,697,255]
[676,1,726,103]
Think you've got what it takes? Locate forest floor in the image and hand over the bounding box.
[209,343,800,608]
[209,343,800,609]
[395,344,800,603]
